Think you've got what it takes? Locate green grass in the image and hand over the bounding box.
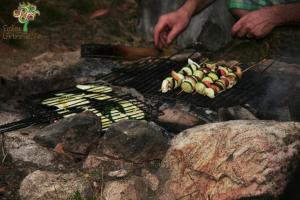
[73,191,95,200]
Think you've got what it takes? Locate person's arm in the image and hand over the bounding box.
[272,3,300,25]
[232,3,300,38]
[154,0,215,48]
[179,0,213,18]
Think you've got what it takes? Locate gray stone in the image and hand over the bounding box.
[108,169,129,178]
[137,0,235,51]
[101,120,169,163]
[83,154,134,174]
[218,106,257,121]
[19,170,93,200]
[34,112,101,154]
[158,120,300,200]
[103,177,148,200]
[4,128,55,167]
[141,169,160,191]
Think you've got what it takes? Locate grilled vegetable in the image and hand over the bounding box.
[161,77,178,93]
[195,82,206,95]
[207,72,219,81]
[217,66,229,77]
[171,70,184,85]
[180,66,193,75]
[220,77,230,87]
[210,84,221,94]
[206,63,217,70]
[161,59,243,99]
[215,80,226,91]
[202,77,213,87]
[226,74,237,88]
[181,76,197,93]
[230,65,242,79]
[202,67,211,74]
[193,70,204,80]
[205,88,215,98]
[188,58,201,69]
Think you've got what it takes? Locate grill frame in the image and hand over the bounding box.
[0,51,274,134]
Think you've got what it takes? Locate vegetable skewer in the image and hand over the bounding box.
[161,58,243,98]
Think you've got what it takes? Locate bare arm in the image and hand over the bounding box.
[179,0,215,18]
[272,3,300,25]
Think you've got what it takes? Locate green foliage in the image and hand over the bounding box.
[72,191,95,200]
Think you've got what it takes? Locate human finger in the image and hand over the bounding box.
[161,31,168,47]
[166,25,181,44]
[237,26,250,38]
[154,19,168,47]
[231,20,243,36]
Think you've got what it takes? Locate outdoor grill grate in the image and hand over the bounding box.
[0,49,273,134]
[96,52,272,110]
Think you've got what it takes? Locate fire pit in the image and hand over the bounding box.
[0,44,300,200]
[0,45,298,135]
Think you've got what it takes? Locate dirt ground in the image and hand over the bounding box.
[0,0,150,76]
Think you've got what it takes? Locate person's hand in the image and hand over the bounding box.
[154,10,191,48]
[231,7,281,39]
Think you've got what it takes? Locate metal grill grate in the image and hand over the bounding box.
[0,50,273,134]
[0,84,151,134]
[97,53,272,109]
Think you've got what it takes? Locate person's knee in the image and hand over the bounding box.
[230,9,250,18]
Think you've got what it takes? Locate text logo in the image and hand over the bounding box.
[13,2,40,32]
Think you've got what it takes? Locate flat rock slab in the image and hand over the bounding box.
[34,112,101,154]
[101,120,170,163]
[158,120,300,200]
[103,177,148,200]
[19,170,93,200]
[4,128,55,167]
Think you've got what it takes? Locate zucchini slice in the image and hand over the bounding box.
[193,70,204,80]
[215,80,226,91]
[195,82,206,95]
[208,72,219,81]
[205,88,215,98]
[188,58,201,69]
[181,81,194,93]
[180,66,193,75]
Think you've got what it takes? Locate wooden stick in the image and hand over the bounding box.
[177,90,184,95]
[242,59,267,73]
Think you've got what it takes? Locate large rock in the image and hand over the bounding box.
[137,0,234,51]
[103,177,148,200]
[83,154,134,176]
[34,112,101,154]
[101,120,169,163]
[19,170,93,200]
[4,128,55,167]
[158,120,300,200]
[218,106,257,121]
